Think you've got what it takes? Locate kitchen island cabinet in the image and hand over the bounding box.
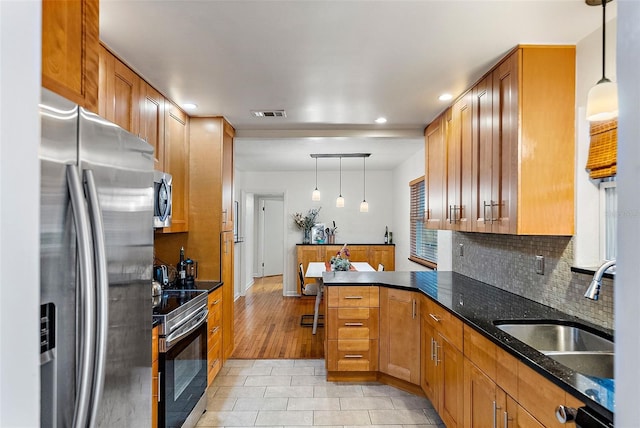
[322,271,612,426]
[42,0,99,112]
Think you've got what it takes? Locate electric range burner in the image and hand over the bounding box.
[153,289,208,337]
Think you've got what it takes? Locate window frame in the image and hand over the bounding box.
[599,179,617,262]
[409,176,437,269]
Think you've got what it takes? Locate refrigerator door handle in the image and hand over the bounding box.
[83,169,109,427]
[66,165,96,428]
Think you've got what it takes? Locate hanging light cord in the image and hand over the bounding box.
[600,0,608,83]
[339,157,342,196]
[315,157,318,189]
[363,157,366,200]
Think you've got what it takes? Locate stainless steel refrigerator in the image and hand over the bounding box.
[40,88,154,427]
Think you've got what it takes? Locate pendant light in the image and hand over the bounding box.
[312,157,321,201]
[586,0,618,122]
[359,156,369,212]
[336,157,344,208]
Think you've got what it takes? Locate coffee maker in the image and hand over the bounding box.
[185,258,198,288]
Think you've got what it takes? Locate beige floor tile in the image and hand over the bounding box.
[213,386,267,398]
[290,376,329,386]
[205,396,237,411]
[227,366,274,376]
[212,375,248,387]
[293,359,326,368]
[272,367,316,376]
[344,425,403,428]
[224,360,257,368]
[195,410,257,427]
[287,397,340,411]
[264,386,315,398]
[253,359,296,368]
[362,384,413,397]
[314,385,364,398]
[234,397,289,411]
[313,410,371,425]
[340,396,394,410]
[255,410,314,426]
[314,367,327,376]
[369,409,431,425]
[245,375,293,387]
[390,396,434,410]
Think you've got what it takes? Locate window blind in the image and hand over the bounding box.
[586,119,617,180]
[409,177,437,268]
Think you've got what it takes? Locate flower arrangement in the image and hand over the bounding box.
[292,207,321,243]
[330,244,351,271]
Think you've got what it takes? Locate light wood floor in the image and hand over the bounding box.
[231,275,325,359]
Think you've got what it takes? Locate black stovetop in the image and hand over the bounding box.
[152,289,207,316]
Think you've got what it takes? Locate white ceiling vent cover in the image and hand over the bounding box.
[251,110,287,118]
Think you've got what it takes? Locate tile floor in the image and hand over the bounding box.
[196,359,445,427]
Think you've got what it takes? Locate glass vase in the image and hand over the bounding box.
[303,228,311,244]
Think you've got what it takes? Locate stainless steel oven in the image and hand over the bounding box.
[154,290,208,428]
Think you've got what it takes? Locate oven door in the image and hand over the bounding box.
[159,319,207,428]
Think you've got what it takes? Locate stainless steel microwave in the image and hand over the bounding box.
[154,171,172,228]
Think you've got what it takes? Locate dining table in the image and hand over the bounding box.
[305,261,375,334]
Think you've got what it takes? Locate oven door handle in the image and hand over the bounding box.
[165,308,208,349]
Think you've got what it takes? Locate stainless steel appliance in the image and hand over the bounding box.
[39,88,154,427]
[154,170,172,228]
[153,290,209,428]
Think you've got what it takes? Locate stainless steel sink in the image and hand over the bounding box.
[494,321,614,378]
[495,322,613,352]
[545,351,614,379]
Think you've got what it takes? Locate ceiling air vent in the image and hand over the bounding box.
[251,110,287,118]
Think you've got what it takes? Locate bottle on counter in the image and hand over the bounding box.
[177,247,186,288]
[384,226,388,244]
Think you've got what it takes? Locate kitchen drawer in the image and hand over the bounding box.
[327,339,378,371]
[207,337,222,385]
[422,297,463,351]
[327,286,379,308]
[208,287,223,312]
[327,308,379,340]
[208,314,222,345]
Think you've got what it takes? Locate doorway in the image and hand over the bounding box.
[258,197,284,277]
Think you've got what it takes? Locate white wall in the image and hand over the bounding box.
[0,1,41,425]
[615,1,639,423]
[574,18,617,267]
[236,169,393,295]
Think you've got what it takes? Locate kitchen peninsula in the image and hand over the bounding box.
[322,270,614,427]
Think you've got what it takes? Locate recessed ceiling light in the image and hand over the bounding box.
[438,93,453,101]
[375,117,387,124]
[182,103,198,110]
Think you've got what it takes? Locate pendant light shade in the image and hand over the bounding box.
[360,156,368,212]
[312,157,321,201]
[336,157,344,208]
[586,0,618,122]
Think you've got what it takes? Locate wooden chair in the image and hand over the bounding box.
[300,263,323,327]
[378,263,385,271]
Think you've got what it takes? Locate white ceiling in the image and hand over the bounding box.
[100,0,613,171]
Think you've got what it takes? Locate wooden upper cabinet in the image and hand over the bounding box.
[163,102,189,233]
[221,121,235,232]
[140,82,166,170]
[42,0,99,112]
[425,114,447,230]
[368,245,395,271]
[445,92,473,231]
[98,46,140,134]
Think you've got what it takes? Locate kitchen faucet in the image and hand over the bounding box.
[584,260,615,300]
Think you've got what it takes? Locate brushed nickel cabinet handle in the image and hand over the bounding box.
[429,313,441,322]
[344,354,363,358]
[344,296,363,299]
[412,299,417,319]
[344,322,364,326]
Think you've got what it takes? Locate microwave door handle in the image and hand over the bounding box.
[66,165,96,428]
[165,309,208,349]
[83,169,109,428]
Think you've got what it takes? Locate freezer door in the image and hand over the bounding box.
[78,107,155,427]
[40,89,80,428]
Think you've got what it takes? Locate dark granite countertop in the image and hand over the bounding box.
[193,281,224,293]
[322,270,614,422]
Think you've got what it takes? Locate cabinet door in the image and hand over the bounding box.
[297,246,322,291]
[221,231,234,361]
[347,246,369,263]
[379,288,420,384]
[472,75,494,233]
[163,102,189,233]
[368,245,395,271]
[420,314,438,405]
[221,121,234,231]
[323,245,344,262]
[464,359,497,428]
[140,82,165,171]
[446,93,472,231]
[425,114,446,229]
[439,336,464,428]
[491,51,518,234]
[98,46,140,134]
[42,0,99,112]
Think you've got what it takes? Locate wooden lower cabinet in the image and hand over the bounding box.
[151,325,159,428]
[221,231,235,361]
[379,288,420,384]
[207,287,223,385]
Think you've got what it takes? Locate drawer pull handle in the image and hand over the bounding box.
[211,358,219,368]
[429,313,441,322]
[344,354,363,358]
[212,299,221,305]
[210,326,220,334]
[344,296,363,299]
[344,322,364,326]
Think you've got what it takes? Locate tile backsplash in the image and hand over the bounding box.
[451,232,614,329]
